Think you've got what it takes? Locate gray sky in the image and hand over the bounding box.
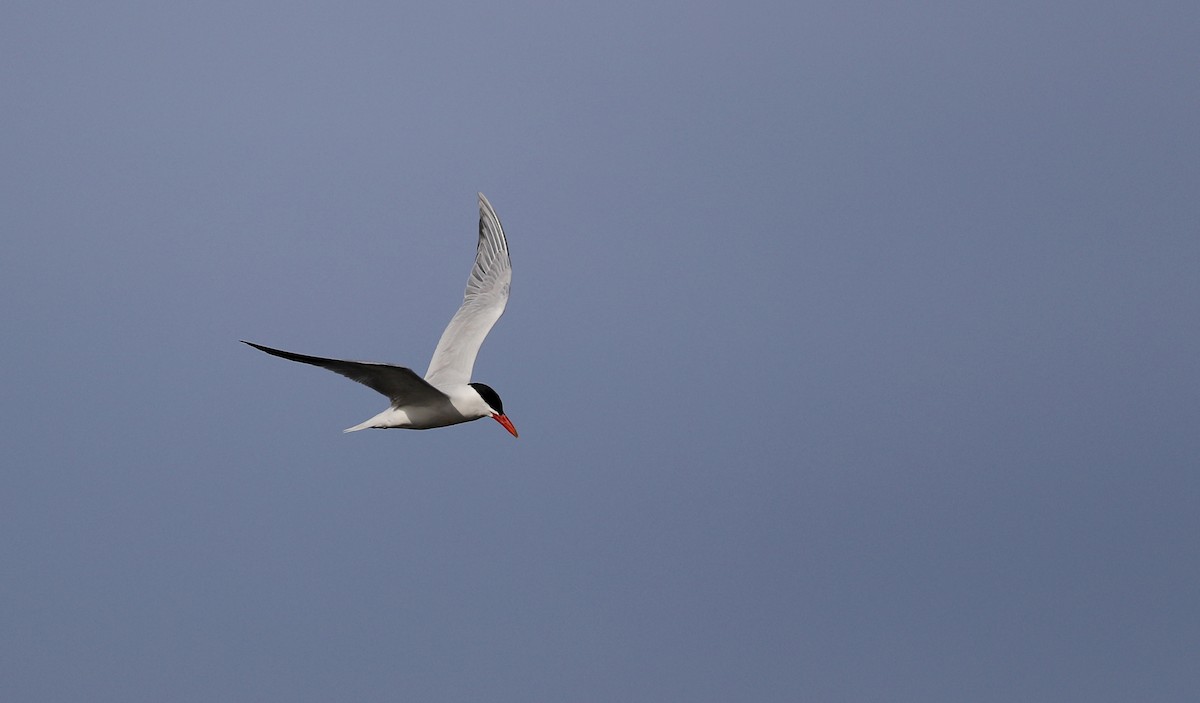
[3,1,1198,701]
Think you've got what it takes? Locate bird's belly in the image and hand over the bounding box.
[373,404,472,430]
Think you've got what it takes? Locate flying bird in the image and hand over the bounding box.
[243,193,518,437]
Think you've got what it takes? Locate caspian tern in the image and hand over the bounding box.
[243,193,518,437]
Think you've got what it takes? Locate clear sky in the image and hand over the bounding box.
[2,1,1197,701]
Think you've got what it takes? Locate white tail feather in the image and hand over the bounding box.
[343,408,404,433]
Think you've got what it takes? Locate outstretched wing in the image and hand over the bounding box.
[423,193,512,388]
[243,341,448,407]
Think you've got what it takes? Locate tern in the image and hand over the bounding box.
[243,193,518,437]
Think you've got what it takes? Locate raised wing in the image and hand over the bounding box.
[243,341,448,407]
[423,193,512,388]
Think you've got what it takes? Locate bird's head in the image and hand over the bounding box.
[468,382,518,438]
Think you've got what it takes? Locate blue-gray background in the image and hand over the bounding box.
[3,1,1197,701]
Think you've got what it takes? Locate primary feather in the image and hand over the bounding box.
[423,193,512,388]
